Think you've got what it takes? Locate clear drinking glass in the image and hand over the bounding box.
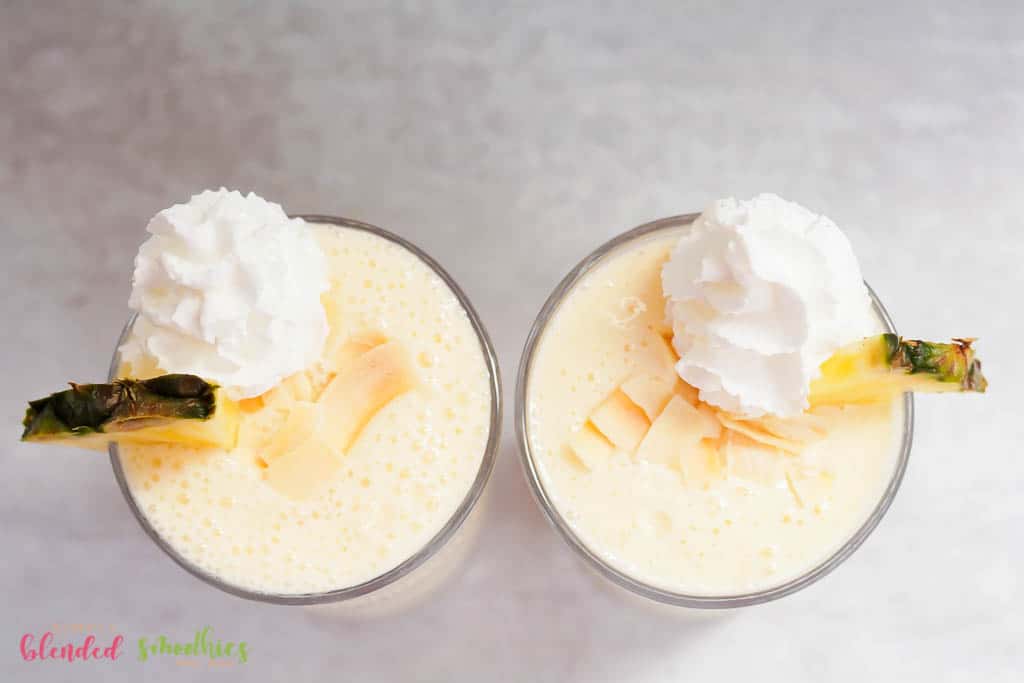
[108,215,502,605]
[515,213,914,609]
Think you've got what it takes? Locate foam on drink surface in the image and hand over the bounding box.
[120,225,491,595]
[526,231,903,596]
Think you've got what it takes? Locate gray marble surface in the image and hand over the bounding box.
[2,1,1022,681]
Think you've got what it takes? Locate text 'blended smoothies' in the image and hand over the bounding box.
[520,194,986,603]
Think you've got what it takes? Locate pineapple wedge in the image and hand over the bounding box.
[563,333,988,480]
[810,334,988,406]
[21,375,240,451]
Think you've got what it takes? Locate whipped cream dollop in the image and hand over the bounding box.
[661,194,875,417]
[120,189,328,399]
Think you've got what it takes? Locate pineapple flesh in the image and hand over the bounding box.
[564,333,987,483]
[810,334,988,406]
[21,375,239,451]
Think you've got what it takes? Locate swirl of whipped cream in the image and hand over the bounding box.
[120,189,328,399]
[661,194,874,417]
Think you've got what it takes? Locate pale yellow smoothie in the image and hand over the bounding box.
[118,224,493,595]
[526,229,904,596]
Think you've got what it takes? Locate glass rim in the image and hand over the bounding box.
[108,214,503,605]
[514,213,914,609]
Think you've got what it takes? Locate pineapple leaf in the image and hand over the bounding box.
[21,375,218,442]
[885,335,987,391]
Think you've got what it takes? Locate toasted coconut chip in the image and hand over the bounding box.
[716,414,802,456]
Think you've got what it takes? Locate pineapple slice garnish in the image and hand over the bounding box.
[810,334,987,406]
[21,375,239,451]
[562,333,987,487]
[20,329,419,501]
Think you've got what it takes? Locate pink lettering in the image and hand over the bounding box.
[19,632,125,664]
[39,631,54,660]
[73,635,94,661]
[19,634,37,661]
[107,635,125,660]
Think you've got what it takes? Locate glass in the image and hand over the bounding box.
[108,215,502,605]
[515,213,914,609]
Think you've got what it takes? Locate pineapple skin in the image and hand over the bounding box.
[21,375,239,451]
[810,334,987,406]
[889,335,987,391]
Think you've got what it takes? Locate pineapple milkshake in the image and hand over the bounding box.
[518,195,984,604]
[22,190,500,600]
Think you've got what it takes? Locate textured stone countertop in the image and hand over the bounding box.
[2,2,1021,681]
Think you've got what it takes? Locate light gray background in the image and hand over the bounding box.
[2,1,1021,681]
